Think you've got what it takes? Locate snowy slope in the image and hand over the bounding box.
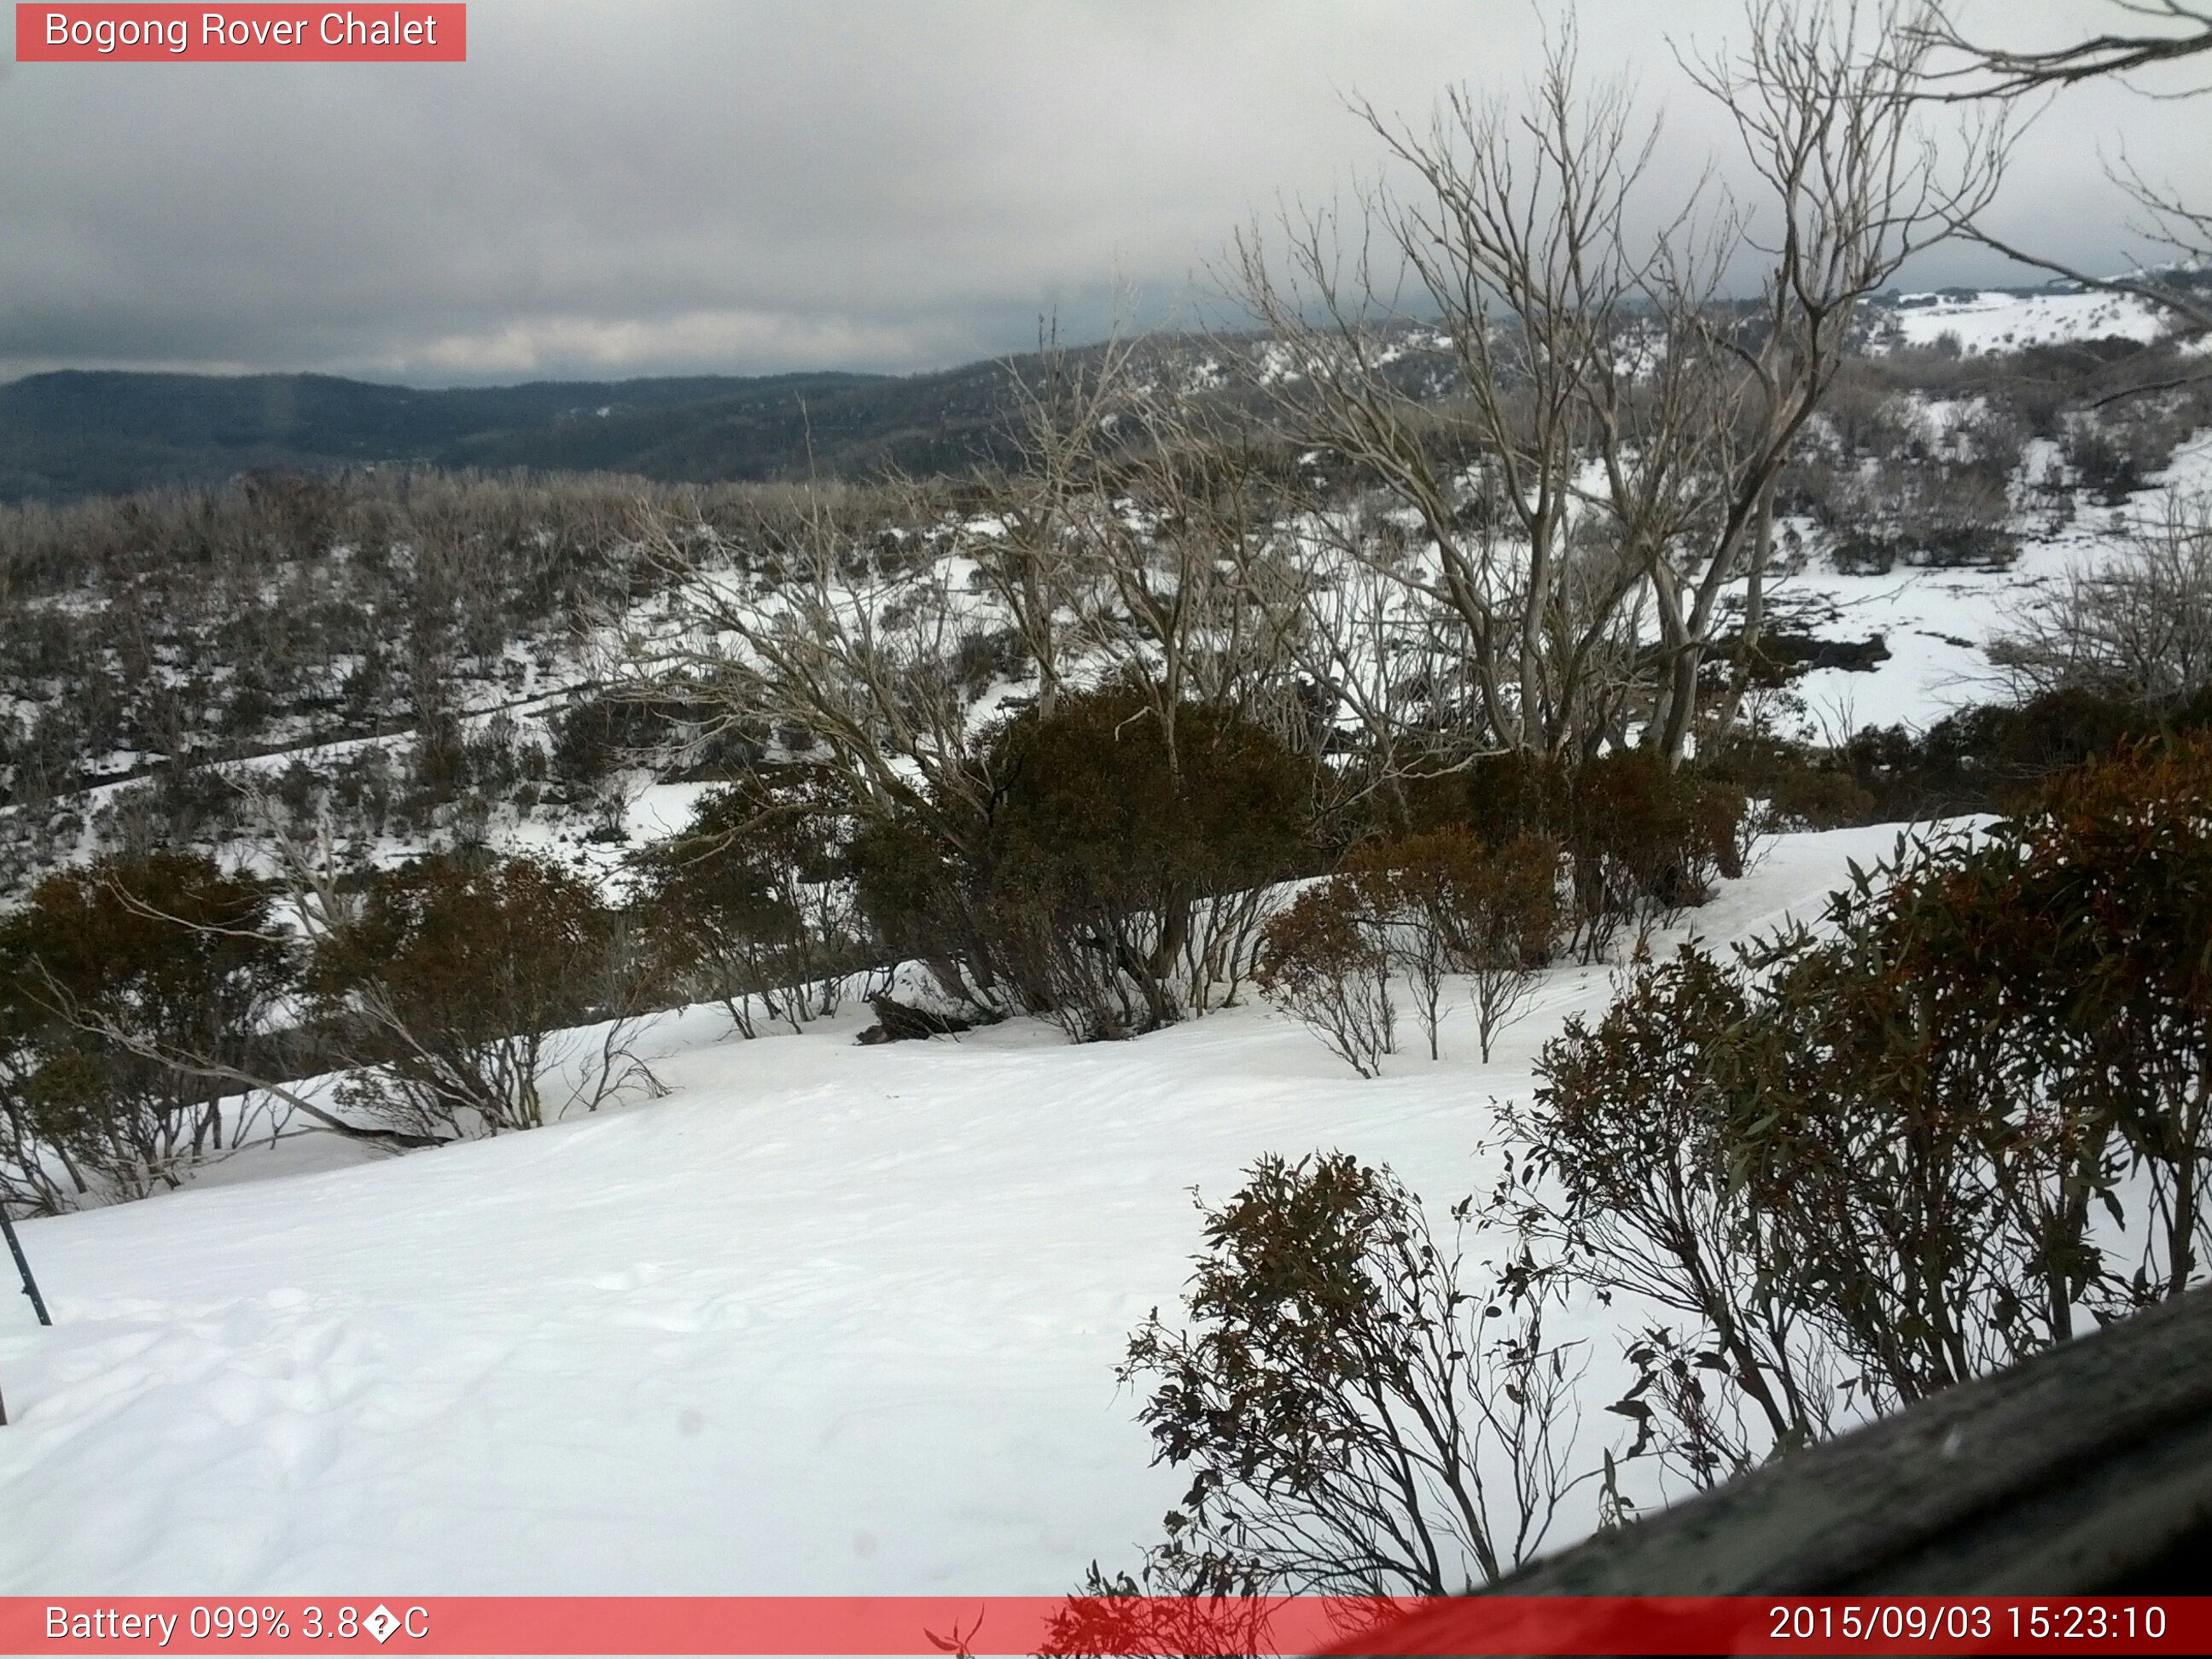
[0,824,1915,1595]
[1753,429,2212,741]
[3,291,2205,1594]
[1877,287,2170,355]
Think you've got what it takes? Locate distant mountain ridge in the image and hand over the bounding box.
[0,361,1041,501]
[5,280,2194,503]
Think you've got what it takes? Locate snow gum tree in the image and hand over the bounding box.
[1232,2,2002,764]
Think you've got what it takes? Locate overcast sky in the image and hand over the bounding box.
[1,0,2206,387]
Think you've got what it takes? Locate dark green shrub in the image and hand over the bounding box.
[1389,750,1569,846]
[0,853,294,1205]
[1704,734,1876,832]
[854,689,1322,1038]
[632,774,858,1035]
[1760,760,1877,830]
[1842,685,2212,819]
[310,852,654,1136]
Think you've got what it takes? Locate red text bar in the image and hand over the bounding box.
[15,5,464,61]
[1,1597,2205,1655]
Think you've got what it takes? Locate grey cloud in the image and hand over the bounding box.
[0,0,2204,384]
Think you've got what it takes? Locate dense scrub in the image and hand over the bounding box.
[1520,736,2212,1481]
[629,774,869,1037]
[849,688,1324,1039]
[0,853,294,1208]
[0,467,914,882]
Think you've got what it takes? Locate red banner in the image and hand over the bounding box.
[0,1596,2204,1655]
[14,4,464,61]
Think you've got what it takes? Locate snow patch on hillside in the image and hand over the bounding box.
[1759,428,2212,740]
[1878,288,2168,355]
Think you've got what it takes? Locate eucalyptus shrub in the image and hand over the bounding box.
[1522,736,2212,1479]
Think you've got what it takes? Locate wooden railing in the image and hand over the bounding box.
[1485,1283,2212,1593]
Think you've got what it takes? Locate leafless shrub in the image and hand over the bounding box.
[1230,2,2002,765]
[1990,491,2212,703]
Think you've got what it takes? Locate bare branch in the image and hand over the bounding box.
[1913,0,2212,98]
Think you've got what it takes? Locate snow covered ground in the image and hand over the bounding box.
[1877,287,2171,355]
[0,824,1917,1595]
[1755,428,2212,741]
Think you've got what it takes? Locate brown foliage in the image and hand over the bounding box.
[1117,1154,1582,1595]
[1254,883,1395,1078]
[1344,829,1562,1062]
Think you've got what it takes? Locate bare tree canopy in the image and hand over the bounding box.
[1919,3,2212,333]
[1918,1,2212,97]
[1231,2,2000,764]
[1990,491,2212,703]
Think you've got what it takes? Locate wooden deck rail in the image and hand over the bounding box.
[1484,1283,2212,1594]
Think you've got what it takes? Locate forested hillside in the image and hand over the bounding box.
[0,364,988,500]
[13,281,2189,502]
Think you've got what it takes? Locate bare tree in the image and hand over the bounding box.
[1659,0,2007,757]
[950,325,1132,721]
[1232,30,1666,761]
[1090,382,1315,762]
[1233,4,2000,766]
[1266,538,1476,821]
[613,338,1323,1022]
[1989,489,2212,701]
[1919,1,2212,334]
[620,492,993,845]
[1920,0,2212,95]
